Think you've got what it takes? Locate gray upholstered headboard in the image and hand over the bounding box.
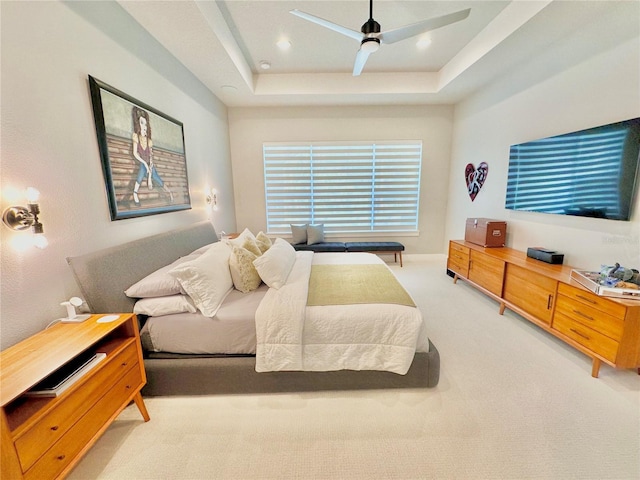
[67,221,218,314]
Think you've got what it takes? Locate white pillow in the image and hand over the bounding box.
[226,228,256,248]
[168,242,233,317]
[125,252,201,298]
[252,238,297,289]
[133,295,197,317]
[190,242,217,256]
[229,245,262,293]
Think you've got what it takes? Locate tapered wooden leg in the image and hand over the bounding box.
[399,252,403,267]
[591,358,601,378]
[499,303,506,315]
[134,392,150,421]
[453,274,459,284]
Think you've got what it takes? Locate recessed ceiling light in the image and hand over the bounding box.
[221,85,237,93]
[277,39,291,51]
[416,37,432,49]
[259,60,271,70]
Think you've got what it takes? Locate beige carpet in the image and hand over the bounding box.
[69,255,640,480]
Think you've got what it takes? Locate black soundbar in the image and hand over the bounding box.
[526,247,564,264]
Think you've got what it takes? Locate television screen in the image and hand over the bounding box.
[505,118,640,221]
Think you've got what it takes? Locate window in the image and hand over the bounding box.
[263,141,422,235]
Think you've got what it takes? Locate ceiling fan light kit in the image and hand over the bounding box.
[290,0,471,76]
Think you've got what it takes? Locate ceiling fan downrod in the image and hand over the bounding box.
[360,0,380,51]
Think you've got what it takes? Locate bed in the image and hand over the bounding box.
[67,221,440,396]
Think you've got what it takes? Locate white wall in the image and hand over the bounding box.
[0,1,236,349]
[446,37,640,270]
[228,105,454,253]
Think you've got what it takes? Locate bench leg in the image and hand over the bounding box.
[399,251,403,267]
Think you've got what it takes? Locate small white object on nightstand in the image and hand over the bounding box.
[96,314,120,323]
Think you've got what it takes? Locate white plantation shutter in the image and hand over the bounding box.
[264,141,422,235]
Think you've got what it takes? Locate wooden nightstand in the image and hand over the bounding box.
[1,313,149,480]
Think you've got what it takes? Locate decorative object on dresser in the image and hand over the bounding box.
[447,240,640,378]
[526,247,564,265]
[0,313,149,480]
[464,218,506,247]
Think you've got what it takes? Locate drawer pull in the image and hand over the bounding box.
[121,362,128,367]
[57,454,66,461]
[576,294,597,305]
[50,425,59,431]
[573,310,594,321]
[570,328,590,340]
[547,295,553,310]
[126,385,131,389]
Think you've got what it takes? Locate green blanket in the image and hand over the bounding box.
[307,264,416,307]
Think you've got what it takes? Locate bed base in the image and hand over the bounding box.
[142,346,439,396]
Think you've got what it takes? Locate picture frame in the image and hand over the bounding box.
[88,75,191,220]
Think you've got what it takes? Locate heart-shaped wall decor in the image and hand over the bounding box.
[465,162,488,201]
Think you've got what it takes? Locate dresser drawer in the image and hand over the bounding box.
[449,242,469,256]
[447,257,469,277]
[23,366,143,480]
[448,242,470,277]
[15,340,139,472]
[555,294,623,341]
[558,283,626,318]
[553,312,619,363]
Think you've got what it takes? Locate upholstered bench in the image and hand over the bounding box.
[345,242,405,267]
[292,242,347,252]
[292,241,405,266]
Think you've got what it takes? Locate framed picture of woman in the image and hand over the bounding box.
[88,75,191,220]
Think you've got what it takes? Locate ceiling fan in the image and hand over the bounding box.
[290,0,471,76]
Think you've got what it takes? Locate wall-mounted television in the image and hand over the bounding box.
[505,118,640,221]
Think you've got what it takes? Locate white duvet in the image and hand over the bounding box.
[255,252,428,374]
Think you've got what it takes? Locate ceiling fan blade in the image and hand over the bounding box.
[352,48,372,76]
[290,9,363,42]
[379,8,471,45]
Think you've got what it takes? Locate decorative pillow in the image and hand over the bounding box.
[241,236,262,257]
[125,252,202,298]
[168,242,233,317]
[307,224,325,245]
[229,246,262,293]
[290,224,308,244]
[252,237,297,289]
[255,231,272,253]
[133,295,197,317]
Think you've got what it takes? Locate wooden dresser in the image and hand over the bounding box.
[447,240,640,377]
[1,314,150,480]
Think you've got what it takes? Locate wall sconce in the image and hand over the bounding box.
[206,188,219,211]
[2,187,48,249]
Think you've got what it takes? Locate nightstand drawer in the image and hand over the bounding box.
[553,311,619,363]
[23,366,143,480]
[555,295,623,341]
[15,340,139,472]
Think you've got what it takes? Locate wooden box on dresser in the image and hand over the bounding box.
[1,314,150,480]
[447,240,640,378]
